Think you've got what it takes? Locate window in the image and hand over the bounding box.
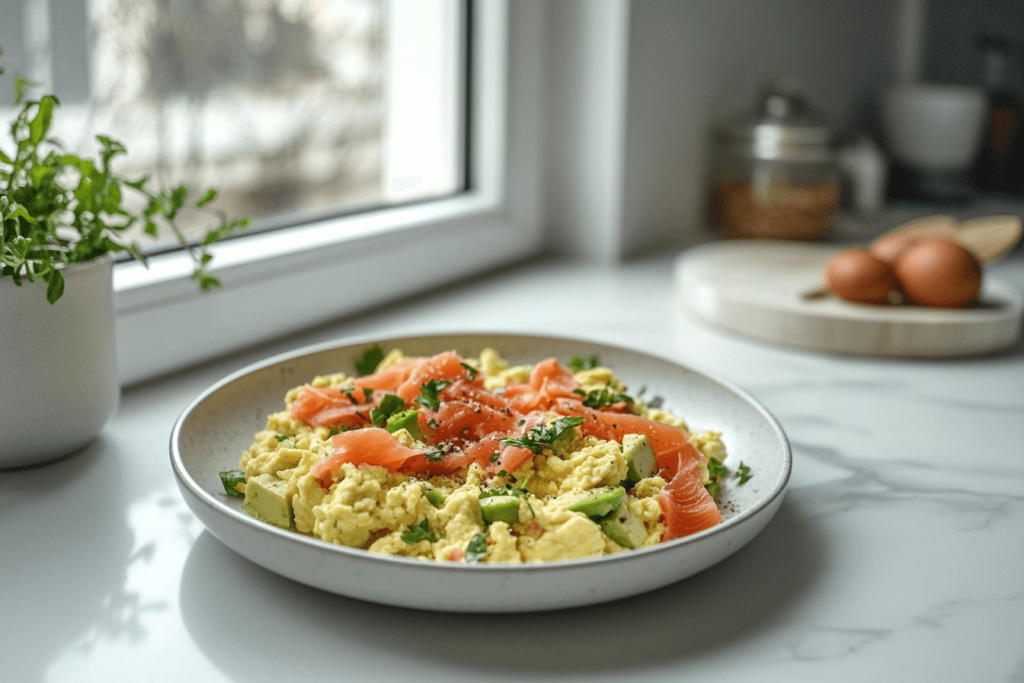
[2,0,465,249]
[1,0,545,384]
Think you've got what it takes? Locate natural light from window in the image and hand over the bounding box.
[0,0,464,250]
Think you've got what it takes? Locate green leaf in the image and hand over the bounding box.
[28,95,57,145]
[44,269,65,304]
[706,458,728,479]
[734,462,752,485]
[465,533,487,563]
[568,355,599,373]
[460,362,479,382]
[572,385,634,409]
[370,394,407,428]
[353,344,385,376]
[195,188,217,207]
[219,470,246,498]
[414,379,451,411]
[14,77,35,105]
[500,416,584,454]
[422,448,445,463]
[401,518,439,544]
[191,270,221,290]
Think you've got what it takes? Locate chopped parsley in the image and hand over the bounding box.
[734,461,752,485]
[706,458,728,479]
[363,387,374,402]
[219,470,246,498]
[401,518,439,544]
[340,386,359,404]
[465,532,487,563]
[500,416,584,454]
[354,344,385,376]
[328,425,350,437]
[489,452,500,463]
[705,458,730,498]
[646,395,664,409]
[572,385,635,409]
[423,448,445,463]
[428,418,439,429]
[460,362,479,382]
[370,393,407,428]
[568,355,599,373]
[414,379,451,411]
[273,435,291,443]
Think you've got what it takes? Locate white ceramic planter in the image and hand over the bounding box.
[0,255,119,468]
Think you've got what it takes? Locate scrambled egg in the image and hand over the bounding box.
[234,347,726,564]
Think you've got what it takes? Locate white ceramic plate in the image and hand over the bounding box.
[170,333,791,613]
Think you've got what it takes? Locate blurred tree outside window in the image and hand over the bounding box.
[0,0,464,250]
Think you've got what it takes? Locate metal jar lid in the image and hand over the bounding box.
[717,85,833,163]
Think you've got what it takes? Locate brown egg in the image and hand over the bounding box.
[892,238,981,308]
[824,249,898,304]
[870,232,921,263]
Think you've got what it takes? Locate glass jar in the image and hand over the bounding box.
[710,85,838,241]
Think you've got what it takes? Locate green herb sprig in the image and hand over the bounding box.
[414,379,451,411]
[218,470,246,498]
[401,518,439,544]
[370,394,407,428]
[354,345,385,376]
[0,83,249,303]
[572,385,635,409]
[465,532,487,563]
[500,416,584,454]
[460,362,479,382]
[568,355,599,373]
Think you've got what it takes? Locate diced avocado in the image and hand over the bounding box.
[386,409,421,439]
[243,473,292,530]
[480,495,520,525]
[599,499,647,549]
[622,434,656,482]
[567,486,625,518]
[424,489,445,508]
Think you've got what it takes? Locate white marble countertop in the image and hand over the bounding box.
[4,251,1024,683]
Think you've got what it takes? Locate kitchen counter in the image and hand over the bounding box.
[3,251,1024,683]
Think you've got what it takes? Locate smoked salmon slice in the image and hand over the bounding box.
[311,427,423,486]
[290,385,383,428]
[503,358,582,413]
[658,445,723,540]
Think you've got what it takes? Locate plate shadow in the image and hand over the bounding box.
[179,499,823,680]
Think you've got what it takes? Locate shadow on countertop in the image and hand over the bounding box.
[179,499,824,681]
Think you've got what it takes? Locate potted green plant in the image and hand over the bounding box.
[1,72,249,468]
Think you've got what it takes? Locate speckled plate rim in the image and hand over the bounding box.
[170,332,792,605]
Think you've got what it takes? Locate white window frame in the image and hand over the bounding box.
[113,0,545,385]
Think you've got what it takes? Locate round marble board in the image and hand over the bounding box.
[674,241,1024,357]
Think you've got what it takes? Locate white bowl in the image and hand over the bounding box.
[170,332,792,613]
[882,85,986,171]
